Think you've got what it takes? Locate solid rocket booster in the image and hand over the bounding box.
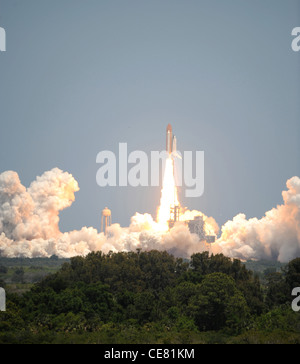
[172,136,177,154]
[166,124,173,154]
[166,124,179,157]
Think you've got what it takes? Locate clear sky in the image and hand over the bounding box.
[0,0,299,233]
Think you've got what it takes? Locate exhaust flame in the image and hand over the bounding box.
[157,157,179,230]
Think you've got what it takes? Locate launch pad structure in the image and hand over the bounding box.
[187,215,216,244]
[168,204,181,229]
[101,207,112,236]
[168,208,215,246]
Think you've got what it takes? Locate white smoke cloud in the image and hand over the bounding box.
[212,176,300,262]
[1,168,299,262]
[0,168,212,258]
[0,168,79,242]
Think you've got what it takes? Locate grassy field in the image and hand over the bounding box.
[0,256,70,294]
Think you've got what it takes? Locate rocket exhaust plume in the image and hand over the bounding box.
[166,124,173,155]
[157,157,179,229]
[157,124,180,229]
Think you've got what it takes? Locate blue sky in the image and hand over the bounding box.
[0,0,299,233]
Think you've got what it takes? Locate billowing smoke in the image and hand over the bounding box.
[0,168,79,242]
[101,212,216,259]
[212,176,300,262]
[1,168,299,262]
[0,168,215,258]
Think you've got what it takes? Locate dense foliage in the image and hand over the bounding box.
[0,251,300,344]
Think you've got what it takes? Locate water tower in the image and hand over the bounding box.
[101,207,112,236]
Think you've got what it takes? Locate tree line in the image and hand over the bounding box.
[0,250,299,344]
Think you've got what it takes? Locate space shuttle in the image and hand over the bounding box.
[166,124,181,159]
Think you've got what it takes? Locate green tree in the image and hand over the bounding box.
[12,267,25,284]
[188,273,249,333]
[285,258,300,292]
[131,291,156,324]
[265,272,290,308]
[190,251,210,275]
[82,282,115,320]
[190,252,264,314]
[138,251,178,293]
[0,265,8,274]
